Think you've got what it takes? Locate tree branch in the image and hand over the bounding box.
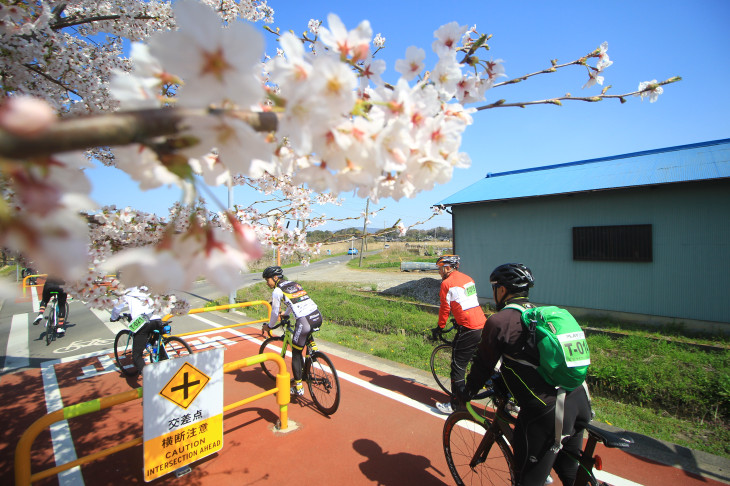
[22,63,81,98]
[51,14,160,31]
[0,108,279,159]
[476,76,681,111]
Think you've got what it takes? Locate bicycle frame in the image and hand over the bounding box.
[462,392,606,486]
[119,328,166,363]
[267,318,318,359]
[464,392,515,465]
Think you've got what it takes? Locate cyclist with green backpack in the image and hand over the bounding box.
[460,263,592,486]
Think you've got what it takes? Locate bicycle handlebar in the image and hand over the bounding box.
[265,314,292,333]
[430,318,459,343]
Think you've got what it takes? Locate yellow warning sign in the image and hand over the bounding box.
[159,361,210,410]
[144,414,223,481]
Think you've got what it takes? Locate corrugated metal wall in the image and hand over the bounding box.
[453,179,730,324]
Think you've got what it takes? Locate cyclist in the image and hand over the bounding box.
[432,254,486,414]
[262,266,323,397]
[460,263,591,486]
[110,286,165,377]
[32,276,68,335]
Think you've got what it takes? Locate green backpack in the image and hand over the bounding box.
[504,304,590,391]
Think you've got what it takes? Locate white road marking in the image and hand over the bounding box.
[2,314,30,372]
[77,354,118,381]
[595,470,643,485]
[41,361,84,485]
[89,308,126,335]
[31,285,40,312]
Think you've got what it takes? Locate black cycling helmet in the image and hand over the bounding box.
[262,266,284,280]
[436,254,460,269]
[489,263,534,292]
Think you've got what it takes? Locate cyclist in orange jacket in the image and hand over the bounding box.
[432,255,486,414]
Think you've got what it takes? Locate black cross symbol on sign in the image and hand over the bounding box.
[170,372,201,400]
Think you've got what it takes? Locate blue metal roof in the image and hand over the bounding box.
[439,138,730,206]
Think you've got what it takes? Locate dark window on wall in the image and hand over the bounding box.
[573,224,652,262]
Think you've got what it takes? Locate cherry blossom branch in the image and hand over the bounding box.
[0,108,278,159]
[22,63,82,98]
[475,76,681,110]
[51,14,161,31]
[492,59,584,88]
[315,210,441,245]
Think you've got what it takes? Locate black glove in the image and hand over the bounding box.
[430,326,442,341]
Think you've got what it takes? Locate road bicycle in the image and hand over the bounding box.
[113,314,193,376]
[429,318,475,396]
[443,373,633,486]
[259,315,341,415]
[42,291,70,346]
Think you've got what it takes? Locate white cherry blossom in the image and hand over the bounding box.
[637,80,664,103]
[395,46,426,81]
[318,13,372,62]
[596,42,613,71]
[432,21,469,57]
[147,0,265,109]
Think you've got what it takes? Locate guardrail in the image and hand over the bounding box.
[162,300,272,338]
[15,352,290,485]
[21,274,46,297]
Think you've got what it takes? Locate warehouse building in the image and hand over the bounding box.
[438,138,730,333]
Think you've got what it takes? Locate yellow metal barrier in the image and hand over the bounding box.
[162,300,272,338]
[15,353,290,486]
[22,274,46,297]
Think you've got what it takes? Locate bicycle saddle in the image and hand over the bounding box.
[584,422,634,449]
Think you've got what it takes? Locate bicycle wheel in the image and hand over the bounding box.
[443,410,515,486]
[161,336,193,360]
[305,351,341,415]
[114,330,139,376]
[45,312,54,346]
[258,336,285,381]
[430,344,454,395]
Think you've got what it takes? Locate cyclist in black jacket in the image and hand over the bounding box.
[32,276,68,335]
[461,263,591,486]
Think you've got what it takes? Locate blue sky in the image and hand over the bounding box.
[87,0,730,232]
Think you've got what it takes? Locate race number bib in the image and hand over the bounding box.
[128,315,148,334]
[558,331,591,367]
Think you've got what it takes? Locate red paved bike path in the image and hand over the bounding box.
[0,326,724,486]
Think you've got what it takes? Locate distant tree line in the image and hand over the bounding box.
[308,226,452,244]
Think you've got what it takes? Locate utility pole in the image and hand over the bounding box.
[228,180,236,306]
[358,198,369,267]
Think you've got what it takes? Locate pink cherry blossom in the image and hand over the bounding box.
[0,96,56,136]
